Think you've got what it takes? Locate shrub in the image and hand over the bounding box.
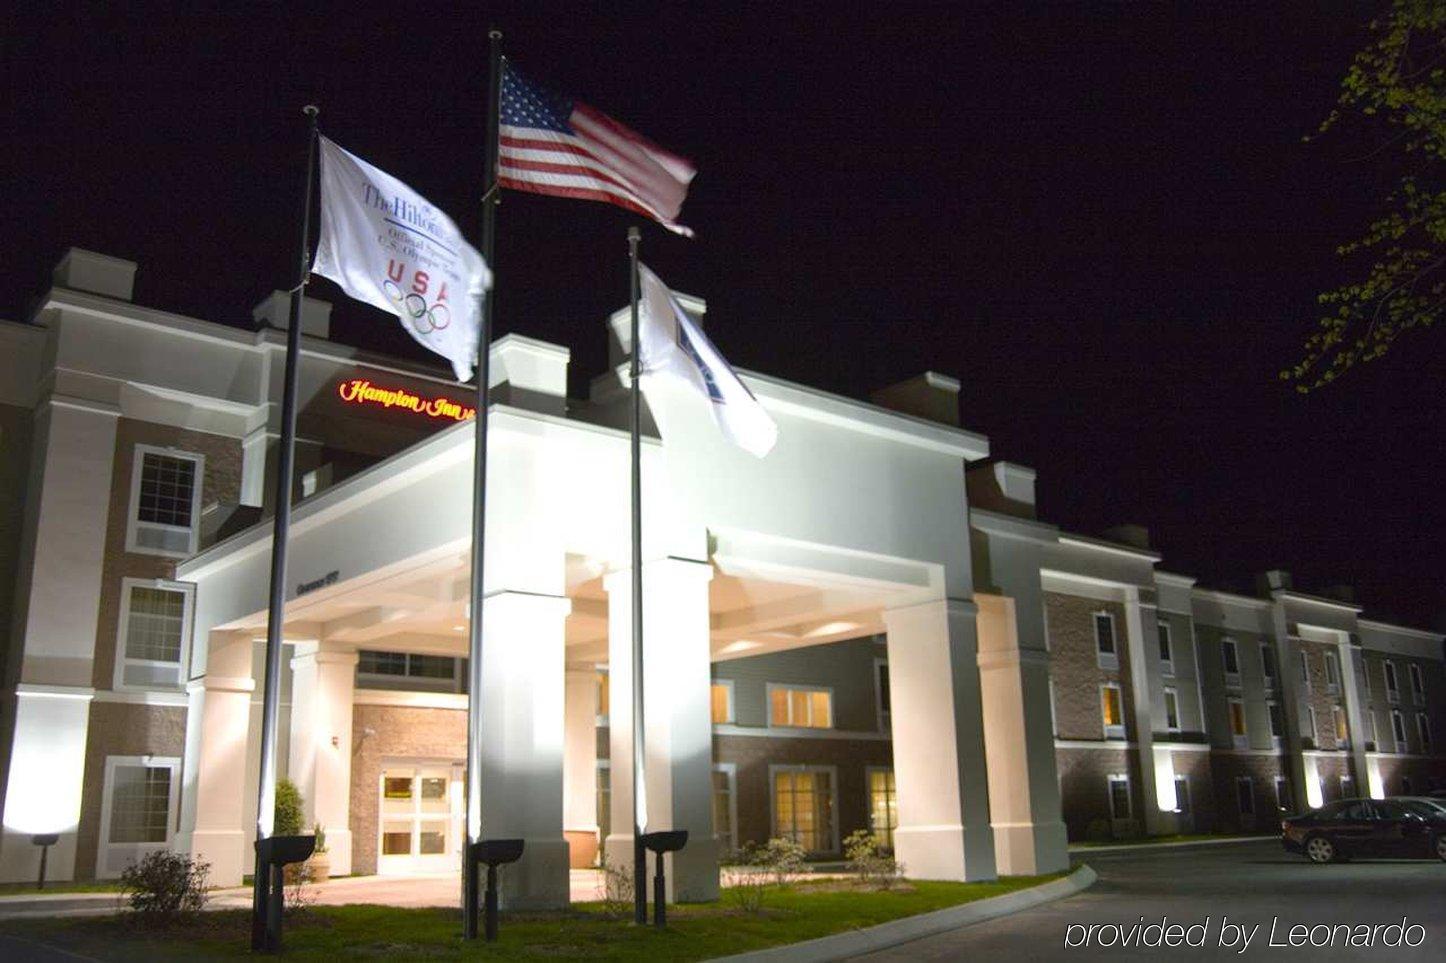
[595,854,634,919]
[726,843,773,914]
[761,836,806,886]
[119,850,209,923]
[273,778,303,837]
[843,830,902,889]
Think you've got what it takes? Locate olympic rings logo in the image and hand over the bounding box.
[383,279,451,334]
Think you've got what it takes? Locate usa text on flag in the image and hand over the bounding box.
[499,62,697,237]
[637,264,778,457]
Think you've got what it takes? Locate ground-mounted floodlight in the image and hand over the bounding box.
[638,830,688,928]
[468,838,525,942]
[252,833,315,953]
[31,834,59,891]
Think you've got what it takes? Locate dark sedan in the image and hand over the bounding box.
[1281,797,1446,864]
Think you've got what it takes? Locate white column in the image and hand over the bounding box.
[562,668,600,868]
[176,631,254,887]
[1267,604,1312,812]
[975,594,1069,875]
[477,590,572,910]
[603,557,717,903]
[1337,636,1370,791]
[1121,589,1170,835]
[287,642,357,876]
[883,598,996,882]
[0,687,93,883]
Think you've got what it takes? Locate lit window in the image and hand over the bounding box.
[597,671,610,723]
[127,447,204,556]
[1094,613,1118,668]
[712,767,735,856]
[769,685,832,728]
[1228,697,1247,748]
[1108,775,1131,820]
[710,682,734,724]
[1100,683,1124,738]
[1332,705,1348,746]
[867,769,897,849]
[773,767,835,852]
[116,580,192,689]
[1163,688,1180,732]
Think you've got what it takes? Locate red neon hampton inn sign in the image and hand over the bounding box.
[337,379,475,422]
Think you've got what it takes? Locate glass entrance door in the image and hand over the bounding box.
[378,763,463,874]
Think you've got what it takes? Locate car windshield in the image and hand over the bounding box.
[1401,798,1445,816]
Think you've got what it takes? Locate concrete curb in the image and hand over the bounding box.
[709,863,1097,963]
[1069,835,1267,854]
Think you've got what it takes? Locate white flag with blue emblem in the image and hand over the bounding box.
[637,263,778,458]
[312,136,490,382]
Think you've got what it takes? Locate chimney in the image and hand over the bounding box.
[870,372,961,427]
[1256,569,1293,595]
[53,248,137,301]
[252,290,333,340]
[1103,524,1151,550]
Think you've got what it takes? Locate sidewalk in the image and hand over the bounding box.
[1067,834,1266,854]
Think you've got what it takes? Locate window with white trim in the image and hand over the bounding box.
[596,761,610,841]
[1391,709,1407,749]
[1094,612,1118,669]
[1304,705,1318,746]
[1339,774,1353,798]
[1163,687,1180,732]
[1299,650,1311,690]
[1100,682,1125,739]
[768,685,833,729]
[1157,621,1173,674]
[710,681,735,724]
[115,579,193,690]
[1048,677,1059,737]
[1222,638,1240,686]
[1417,712,1432,753]
[1332,704,1348,748]
[98,756,179,878]
[1107,774,1131,820]
[772,765,837,853]
[1274,776,1293,813]
[1384,660,1399,703]
[712,765,737,856]
[357,650,463,692]
[1235,776,1255,818]
[1267,700,1284,747]
[1260,643,1276,690]
[874,659,890,732]
[1368,709,1379,748]
[1228,697,1247,748]
[126,446,204,556]
[1408,663,1425,702]
[1174,775,1191,816]
[1324,651,1340,694]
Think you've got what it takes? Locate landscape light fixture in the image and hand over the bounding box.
[31,833,59,891]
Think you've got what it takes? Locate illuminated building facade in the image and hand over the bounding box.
[0,250,1441,902]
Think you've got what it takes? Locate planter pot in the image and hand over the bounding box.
[306,853,331,881]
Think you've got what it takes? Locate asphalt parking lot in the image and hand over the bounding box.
[859,838,1446,961]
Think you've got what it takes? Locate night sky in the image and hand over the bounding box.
[8,3,1443,630]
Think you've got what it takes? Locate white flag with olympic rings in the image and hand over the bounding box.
[312,136,490,382]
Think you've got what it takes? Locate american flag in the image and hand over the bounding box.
[498,61,697,237]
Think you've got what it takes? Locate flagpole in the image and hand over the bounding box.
[252,103,319,952]
[626,225,649,925]
[462,27,503,942]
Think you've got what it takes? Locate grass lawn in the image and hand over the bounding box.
[0,872,1068,960]
[1070,831,1273,848]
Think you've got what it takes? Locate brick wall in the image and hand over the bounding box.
[1055,746,1139,840]
[1298,641,1346,751]
[1171,749,1218,833]
[350,703,466,875]
[1045,593,1134,741]
[73,703,187,880]
[1208,753,1286,833]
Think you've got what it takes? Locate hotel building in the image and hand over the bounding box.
[1,250,1441,903]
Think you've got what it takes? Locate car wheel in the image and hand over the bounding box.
[1434,834,1446,863]
[1305,834,1336,864]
